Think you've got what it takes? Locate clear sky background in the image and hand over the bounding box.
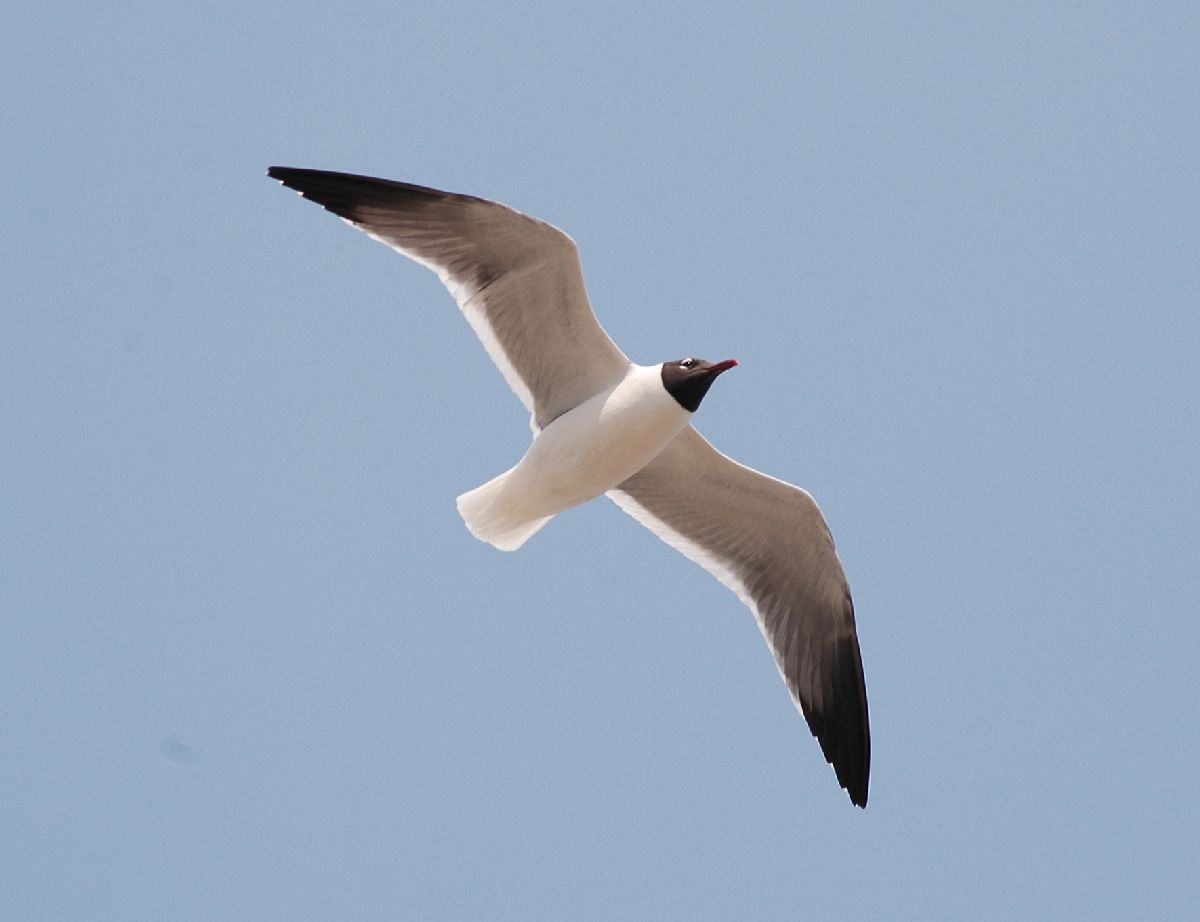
[3,3,1198,919]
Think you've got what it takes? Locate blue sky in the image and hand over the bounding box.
[3,3,1198,919]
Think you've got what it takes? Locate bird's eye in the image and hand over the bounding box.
[681,358,694,368]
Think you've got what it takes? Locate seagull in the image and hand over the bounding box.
[268,167,871,807]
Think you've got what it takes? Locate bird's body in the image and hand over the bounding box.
[268,166,872,807]
[459,363,693,551]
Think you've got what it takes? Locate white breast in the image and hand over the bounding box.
[505,364,691,516]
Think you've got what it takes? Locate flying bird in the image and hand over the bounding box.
[268,166,871,807]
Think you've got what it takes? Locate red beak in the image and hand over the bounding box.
[709,359,739,374]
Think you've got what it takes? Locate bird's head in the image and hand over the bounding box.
[660,357,739,412]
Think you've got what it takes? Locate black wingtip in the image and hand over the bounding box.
[267,165,309,185]
[266,165,327,191]
[266,166,324,198]
[838,754,869,808]
[801,627,871,809]
[266,166,392,222]
[265,166,469,224]
[805,712,870,807]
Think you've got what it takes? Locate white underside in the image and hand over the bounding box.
[456,364,690,550]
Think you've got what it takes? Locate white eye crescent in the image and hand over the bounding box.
[681,358,695,368]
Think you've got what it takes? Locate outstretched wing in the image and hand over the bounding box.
[269,167,630,429]
[610,427,870,807]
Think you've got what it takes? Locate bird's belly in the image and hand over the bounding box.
[507,386,689,515]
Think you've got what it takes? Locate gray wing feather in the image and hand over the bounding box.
[268,167,630,428]
[609,427,870,807]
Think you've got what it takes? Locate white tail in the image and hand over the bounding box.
[455,470,554,551]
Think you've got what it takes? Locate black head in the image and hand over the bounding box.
[660,357,739,412]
